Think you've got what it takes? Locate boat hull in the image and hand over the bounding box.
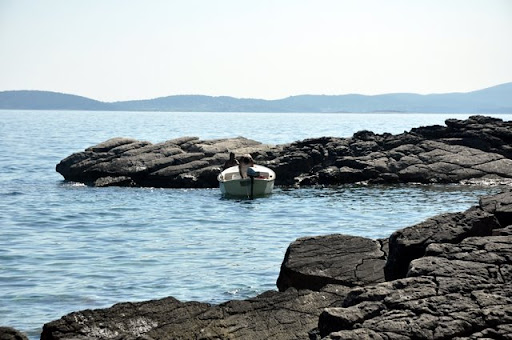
[218,165,276,197]
[219,178,274,197]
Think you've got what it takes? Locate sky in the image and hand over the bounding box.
[0,0,511,102]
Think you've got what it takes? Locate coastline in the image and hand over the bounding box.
[3,115,512,339]
[55,115,512,188]
[34,189,512,339]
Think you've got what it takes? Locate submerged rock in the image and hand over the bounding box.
[40,190,512,340]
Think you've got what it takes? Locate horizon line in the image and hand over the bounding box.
[1,81,511,103]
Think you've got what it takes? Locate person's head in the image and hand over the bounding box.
[239,154,253,165]
[229,152,236,160]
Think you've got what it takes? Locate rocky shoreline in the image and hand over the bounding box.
[56,115,512,188]
[3,115,512,339]
[21,189,508,339]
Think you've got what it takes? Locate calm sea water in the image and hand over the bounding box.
[1,111,510,339]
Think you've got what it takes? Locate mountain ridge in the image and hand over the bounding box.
[1,82,511,113]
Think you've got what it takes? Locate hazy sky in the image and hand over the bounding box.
[1,0,511,101]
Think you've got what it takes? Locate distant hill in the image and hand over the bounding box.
[0,90,114,110]
[112,95,277,112]
[1,82,512,112]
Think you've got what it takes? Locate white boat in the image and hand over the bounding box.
[217,164,276,198]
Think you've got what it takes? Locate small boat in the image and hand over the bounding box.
[217,165,276,198]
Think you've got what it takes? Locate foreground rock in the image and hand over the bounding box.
[0,327,28,340]
[480,190,512,227]
[277,235,387,292]
[318,235,512,339]
[40,190,512,339]
[56,115,512,187]
[384,207,500,280]
[41,287,350,340]
[316,190,512,340]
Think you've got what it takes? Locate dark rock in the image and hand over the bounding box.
[316,165,374,185]
[56,116,512,188]
[85,137,142,153]
[57,137,270,188]
[0,327,28,340]
[384,206,500,281]
[318,235,512,339]
[474,159,512,178]
[318,301,386,337]
[41,296,211,340]
[317,191,512,340]
[421,235,512,275]
[350,140,380,157]
[493,225,512,235]
[353,130,377,141]
[93,176,136,187]
[316,166,344,185]
[480,189,512,227]
[41,288,349,340]
[277,235,386,292]
[410,124,447,139]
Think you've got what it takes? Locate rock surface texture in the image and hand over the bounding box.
[56,116,512,187]
[0,327,28,340]
[277,235,388,292]
[41,288,350,340]
[40,190,512,340]
[316,190,512,340]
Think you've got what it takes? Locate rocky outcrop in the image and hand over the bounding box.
[41,287,350,340]
[480,190,512,227]
[56,116,512,187]
[56,136,277,188]
[0,327,28,340]
[317,235,512,339]
[384,207,501,281]
[40,190,512,340]
[276,235,387,292]
[316,190,512,339]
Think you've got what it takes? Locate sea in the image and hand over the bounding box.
[1,110,511,339]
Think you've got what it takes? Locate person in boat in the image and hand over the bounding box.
[222,152,239,170]
[238,154,254,179]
